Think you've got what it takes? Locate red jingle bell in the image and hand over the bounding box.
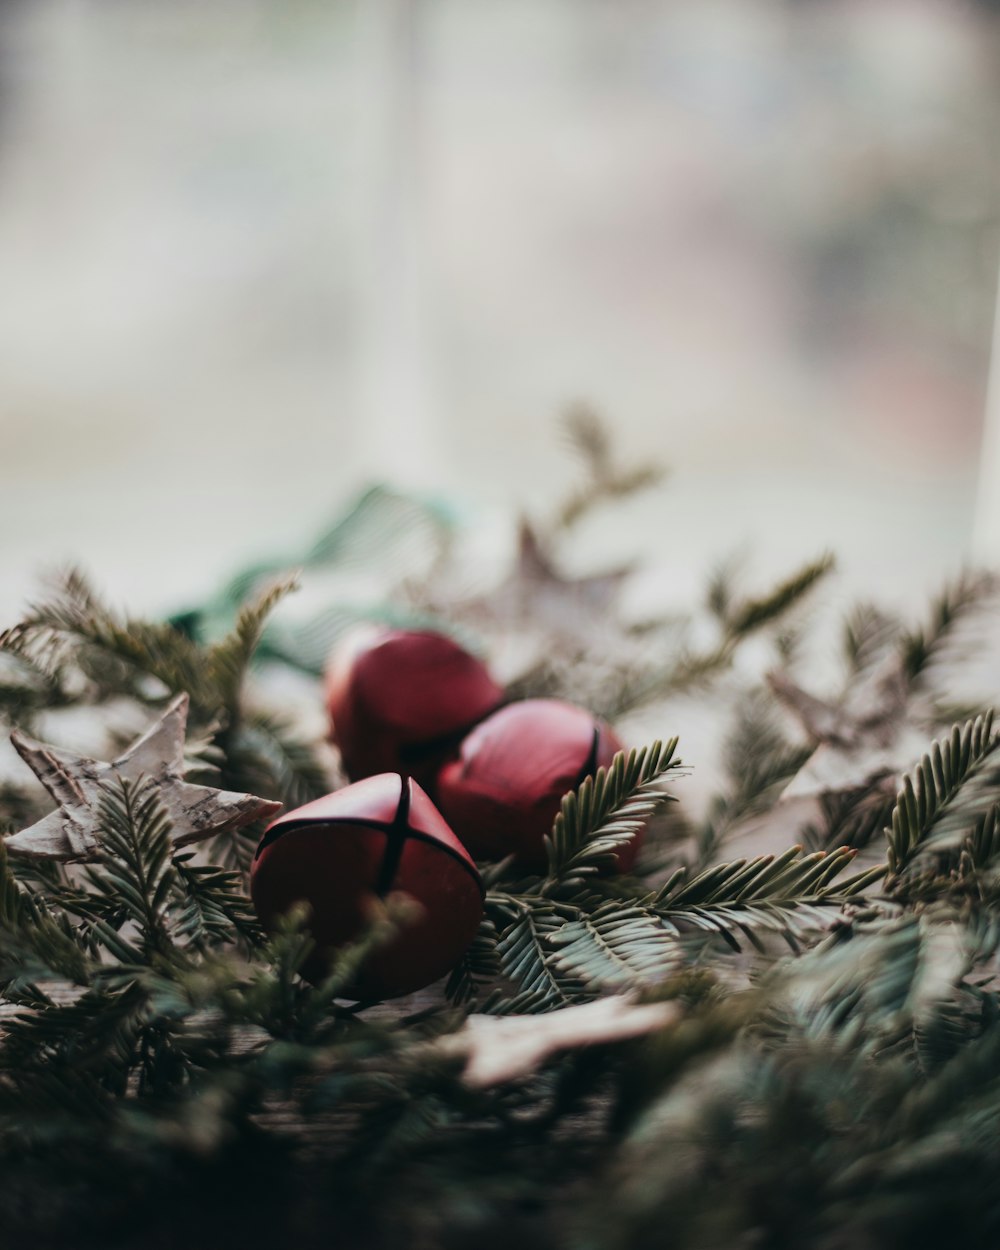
[436,698,631,873]
[250,774,484,998]
[324,626,504,792]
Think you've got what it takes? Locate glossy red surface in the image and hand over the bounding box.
[324,626,504,790]
[262,772,407,835]
[436,699,632,872]
[250,775,483,998]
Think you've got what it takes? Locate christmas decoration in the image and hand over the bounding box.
[250,772,484,997]
[433,994,681,1088]
[4,435,1000,1250]
[3,694,281,861]
[464,518,632,646]
[323,624,503,789]
[436,698,628,871]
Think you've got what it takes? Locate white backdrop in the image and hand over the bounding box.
[1,0,997,619]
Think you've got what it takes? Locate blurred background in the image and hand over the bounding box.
[2,0,1000,620]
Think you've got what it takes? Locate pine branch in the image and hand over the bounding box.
[887,712,999,874]
[705,554,741,625]
[589,642,733,720]
[0,572,326,827]
[0,647,78,729]
[603,557,834,722]
[664,845,876,907]
[966,802,1000,873]
[842,602,901,680]
[238,899,411,1043]
[725,693,809,802]
[172,857,262,951]
[900,571,997,683]
[1,568,209,712]
[553,403,665,532]
[444,918,501,1006]
[547,903,683,991]
[0,984,149,1094]
[802,780,897,854]
[207,574,300,710]
[901,803,1000,908]
[774,915,936,1052]
[227,711,332,810]
[87,777,178,959]
[545,739,681,884]
[654,846,883,954]
[490,902,572,1014]
[724,554,834,639]
[666,899,855,955]
[0,845,90,988]
[493,843,884,1002]
[694,691,813,868]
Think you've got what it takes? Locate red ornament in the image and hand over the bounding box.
[436,699,631,873]
[250,774,484,998]
[324,626,504,791]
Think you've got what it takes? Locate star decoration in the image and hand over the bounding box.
[470,520,632,641]
[769,654,930,801]
[433,995,680,1089]
[4,695,283,861]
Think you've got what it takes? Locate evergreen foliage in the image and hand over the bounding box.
[553,402,666,531]
[2,489,1000,1248]
[545,739,680,883]
[0,568,330,870]
[888,712,999,873]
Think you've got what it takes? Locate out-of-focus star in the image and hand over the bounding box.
[769,655,929,800]
[4,694,282,861]
[478,520,631,637]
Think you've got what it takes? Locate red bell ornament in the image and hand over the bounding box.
[436,699,631,873]
[250,774,484,998]
[324,626,504,791]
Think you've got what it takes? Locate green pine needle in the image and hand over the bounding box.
[887,711,999,874]
[545,738,681,884]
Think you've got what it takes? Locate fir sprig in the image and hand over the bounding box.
[723,552,834,639]
[87,776,178,957]
[0,570,331,820]
[544,739,680,884]
[887,711,999,874]
[900,571,998,682]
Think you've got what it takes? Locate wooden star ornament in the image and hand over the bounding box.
[468,520,632,642]
[4,695,283,861]
[768,654,930,801]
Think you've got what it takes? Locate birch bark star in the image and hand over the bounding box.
[4,694,282,861]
